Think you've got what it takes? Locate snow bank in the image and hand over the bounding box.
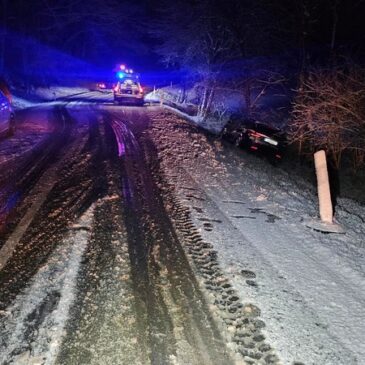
[11,86,90,110]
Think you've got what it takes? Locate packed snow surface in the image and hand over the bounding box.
[1,92,364,364]
[149,110,365,365]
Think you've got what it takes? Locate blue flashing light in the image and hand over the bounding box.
[117,71,125,79]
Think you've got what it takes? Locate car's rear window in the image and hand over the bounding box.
[120,79,138,87]
[254,123,280,135]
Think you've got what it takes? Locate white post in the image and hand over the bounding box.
[314,150,333,223]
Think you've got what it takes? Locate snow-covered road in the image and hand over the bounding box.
[0,93,364,365]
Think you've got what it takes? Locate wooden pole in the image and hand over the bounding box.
[314,150,333,223]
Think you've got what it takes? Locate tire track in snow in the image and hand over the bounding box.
[0,126,88,272]
[0,205,95,365]
[173,166,361,364]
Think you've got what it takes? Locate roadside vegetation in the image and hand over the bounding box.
[151,0,365,184]
[290,65,365,170]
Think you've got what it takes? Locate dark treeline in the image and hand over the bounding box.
[0,0,154,83]
[1,0,364,82]
[151,0,365,111]
[152,0,365,69]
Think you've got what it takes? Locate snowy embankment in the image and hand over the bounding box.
[147,82,289,133]
[147,110,365,365]
[145,89,223,134]
[12,86,90,110]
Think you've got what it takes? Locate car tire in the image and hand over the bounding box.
[241,134,251,148]
[268,155,280,166]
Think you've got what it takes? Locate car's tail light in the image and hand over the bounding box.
[139,86,144,94]
[113,86,119,92]
[249,130,264,138]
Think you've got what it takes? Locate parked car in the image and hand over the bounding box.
[97,81,114,91]
[97,82,107,90]
[0,90,14,137]
[222,119,287,160]
[113,77,144,106]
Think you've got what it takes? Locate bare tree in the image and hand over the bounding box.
[153,0,235,118]
[229,60,286,117]
[289,66,365,169]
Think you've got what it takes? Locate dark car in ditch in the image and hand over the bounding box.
[221,119,287,161]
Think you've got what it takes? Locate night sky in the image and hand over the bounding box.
[0,0,364,82]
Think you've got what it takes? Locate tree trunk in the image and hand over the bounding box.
[330,0,339,51]
[204,87,214,118]
[181,81,187,103]
[198,87,207,117]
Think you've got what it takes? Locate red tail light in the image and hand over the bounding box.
[139,86,144,94]
[113,86,118,92]
[249,130,264,138]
